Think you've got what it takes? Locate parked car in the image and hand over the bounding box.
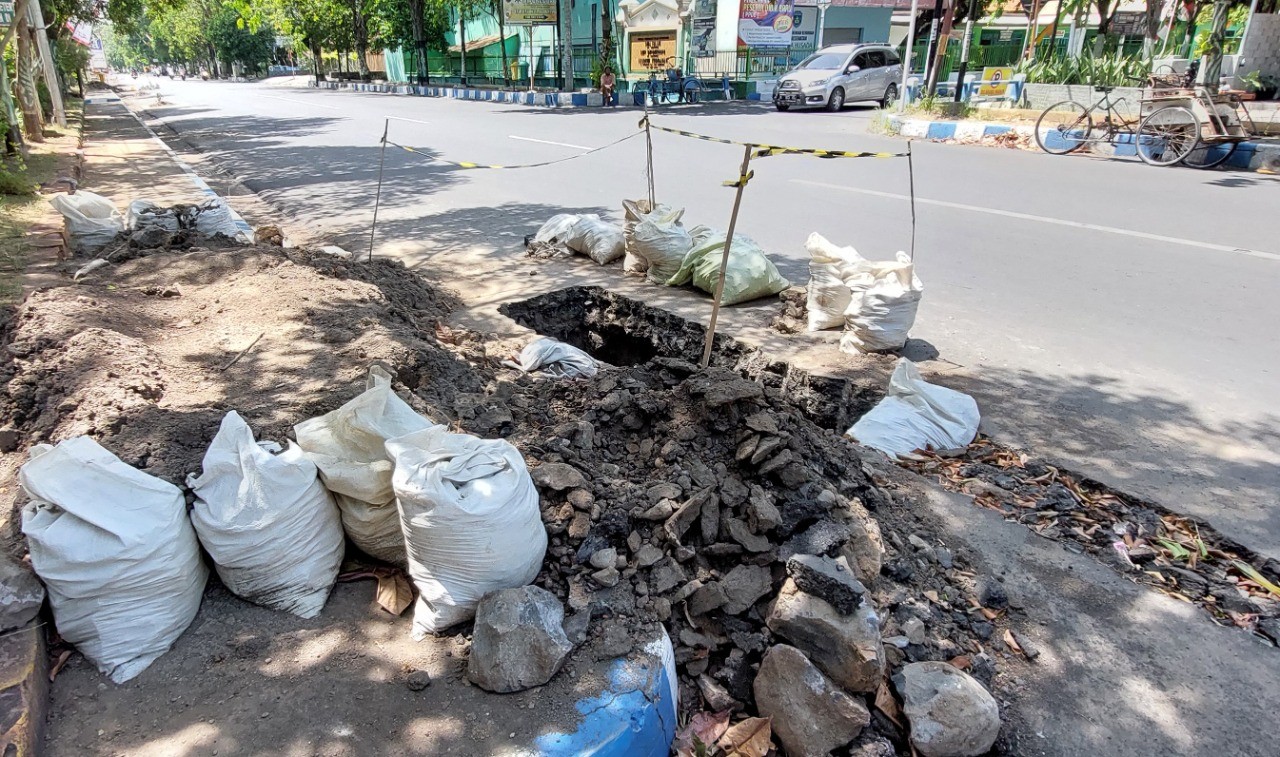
[773,44,903,112]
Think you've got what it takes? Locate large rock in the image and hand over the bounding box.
[766,579,883,692]
[468,586,573,693]
[0,556,44,633]
[839,500,885,582]
[785,554,865,615]
[531,463,588,491]
[721,564,773,615]
[754,644,870,757]
[897,661,1001,757]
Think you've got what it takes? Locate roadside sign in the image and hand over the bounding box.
[0,0,15,27]
[503,0,557,24]
[979,66,1013,96]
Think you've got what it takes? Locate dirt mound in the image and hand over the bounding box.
[0,245,474,490]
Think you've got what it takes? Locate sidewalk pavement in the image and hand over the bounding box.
[882,113,1280,171]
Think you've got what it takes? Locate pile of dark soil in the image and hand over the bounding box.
[0,245,1024,754]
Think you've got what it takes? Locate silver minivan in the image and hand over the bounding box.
[773,44,903,112]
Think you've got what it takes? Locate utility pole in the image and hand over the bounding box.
[922,0,945,92]
[952,0,978,102]
[898,0,920,112]
[925,0,954,94]
[27,0,64,127]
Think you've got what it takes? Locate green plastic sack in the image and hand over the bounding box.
[667,228,790,306]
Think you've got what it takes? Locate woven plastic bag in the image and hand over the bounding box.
[188,411,344,618]
[387,427,547,636]
[20,437,207,683]
[622,200,684,275]
[49,191,123,251]
[805,232,865,331]
[667,228,790,306]
[840,251,923,353]
[295,366,436,565]
[847,359,979,459]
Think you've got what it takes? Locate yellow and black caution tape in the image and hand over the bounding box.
[639,116,907,160]
[387,130,644,170]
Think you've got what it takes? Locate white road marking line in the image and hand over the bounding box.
[387,116,432,126]
[259,94,342,110]
[509,135,591,150]
[791,179,1280,262]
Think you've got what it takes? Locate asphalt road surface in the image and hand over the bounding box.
[130,76,1280,560]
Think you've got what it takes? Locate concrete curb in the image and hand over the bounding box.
[308,80,736,109]
[0,623,48,756]
[884,114,1280,170]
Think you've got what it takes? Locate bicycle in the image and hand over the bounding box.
[645,58,704,105]
[1035,82,1200,167]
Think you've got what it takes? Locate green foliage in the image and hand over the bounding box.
[1017,53,1149,88]
[55,40,92,82]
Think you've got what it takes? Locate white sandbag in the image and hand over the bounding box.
[805,232,865,332]
[19,437,207,683]
[188,411,344,619]
[534,214,580,246]
[846,359,979,459]
[622,200,684,275]
[633,213,695,284]
[194,198,241,237]
[564,216,625,265]
[125,200,180,232]
[840,251,923,353]
[504,337,599,378]
[667,228,790,306]
[294,366,436,565]
[49,191,123,251]
[386,427,547,636]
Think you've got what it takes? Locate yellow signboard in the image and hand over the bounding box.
[503,0,557,24]
[629,33,677,72]
[978,67,1014,96]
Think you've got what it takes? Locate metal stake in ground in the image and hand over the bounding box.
[907,141,917,260]
[368,118,390,263]
[700,144,754,368]
[952,0,980,103]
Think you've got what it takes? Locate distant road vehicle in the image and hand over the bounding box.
[773,43,903,112]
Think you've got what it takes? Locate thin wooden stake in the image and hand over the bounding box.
[368,118,390,263]
[218,332,264,372]
[644,100,656,207]
[700,143,754,368]
[907,140,917,260]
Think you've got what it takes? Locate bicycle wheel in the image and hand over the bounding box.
[662,85,680,105]
[1035,101,1095,155]
[1136,106,1201,166]
[1182,139,1238,169]
[683,79,702,104]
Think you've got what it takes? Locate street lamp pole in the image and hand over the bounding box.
[898,0,920,112]
[816,0,832,49]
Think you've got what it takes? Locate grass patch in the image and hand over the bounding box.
[0,100,83,306]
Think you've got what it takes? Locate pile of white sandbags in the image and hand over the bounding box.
[805,233,923,353]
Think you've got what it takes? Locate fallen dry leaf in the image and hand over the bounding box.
[874,680,904,728]
[948,655,972,671]
[1003,629,1024,656]
[49,649,72,682]
[377,571,414,616]
[717,716,772,757]
[674,710,731,757]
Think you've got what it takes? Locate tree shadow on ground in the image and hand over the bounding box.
[495,100,777,118]
[943,365,1280,559]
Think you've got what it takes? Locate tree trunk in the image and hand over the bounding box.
[15,17,44,142]
[208,43,221,78]
[311,42,323,84]
[560,0,573,89]
[459,10,467,85]
[496,0,509,87]
[351,0,371,80]
[410,0,429,84]
[1202,0,1230,92]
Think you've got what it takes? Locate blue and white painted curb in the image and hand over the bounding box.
[311,81,655,108]
[884,114,1280,170]
[92,98,255,243]
[532,627,678,756]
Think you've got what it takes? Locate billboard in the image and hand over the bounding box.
[630,32,677,71]
[503,0,557,24]
[738,0,795,49]
[691,0,717,58]
[790,4,817,49]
